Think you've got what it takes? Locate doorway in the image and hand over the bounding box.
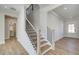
[5,15,17,40]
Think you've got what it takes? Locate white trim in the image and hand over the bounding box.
[41,47,52,55]
[40,42,51,48]
[51,42,55,50]
[40,39,45,42]
[40,39,48,42]
[0,40,5,44]
[26,18,37,32]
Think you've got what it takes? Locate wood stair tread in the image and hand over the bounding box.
[32,40,37,43]
[26,26,52,55]
[29,34,37,37]
[26,30,36,33]
[27,31,36,34]
[40,37,45,39]
[41,45,51,53]
[31,37,37,40]
[29,35,37,37]
[41,41,47,45]
[30,37,37,40]
[44,49,55,55]
[28,33,36,35]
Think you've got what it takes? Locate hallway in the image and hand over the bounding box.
[0,37,28,55]
[44,37,79,55]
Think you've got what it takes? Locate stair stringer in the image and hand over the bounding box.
[17,31,37,55]
[40,37,53,55]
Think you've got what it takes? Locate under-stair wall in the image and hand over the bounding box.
[16,5,37,55]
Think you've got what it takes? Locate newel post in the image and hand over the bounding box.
[37,28,41,55]
[52,30,55,50]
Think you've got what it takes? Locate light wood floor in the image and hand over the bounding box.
[0,37,28,55]
[2,37,79,55]
[44,37,79,55]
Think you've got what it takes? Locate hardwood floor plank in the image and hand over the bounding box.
[44,37,79,55]
[0,37,28,55]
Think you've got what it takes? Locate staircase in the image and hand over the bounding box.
[26,18,53,55]
[25,4,55,55]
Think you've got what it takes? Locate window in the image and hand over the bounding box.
[68,24,75,33]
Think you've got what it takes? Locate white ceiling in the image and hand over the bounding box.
[52,4,79,19]
[0,4,25,14]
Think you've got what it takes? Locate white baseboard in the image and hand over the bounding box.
[54,37,64,42]
[0,40,5,44]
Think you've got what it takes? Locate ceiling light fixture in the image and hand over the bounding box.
[4,6,8,8]
[64,7,68,10]
[70,16,72,18]
[10,7,16,11]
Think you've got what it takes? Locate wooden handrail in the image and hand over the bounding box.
[36,29,40,54]
[26,18,37,32]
